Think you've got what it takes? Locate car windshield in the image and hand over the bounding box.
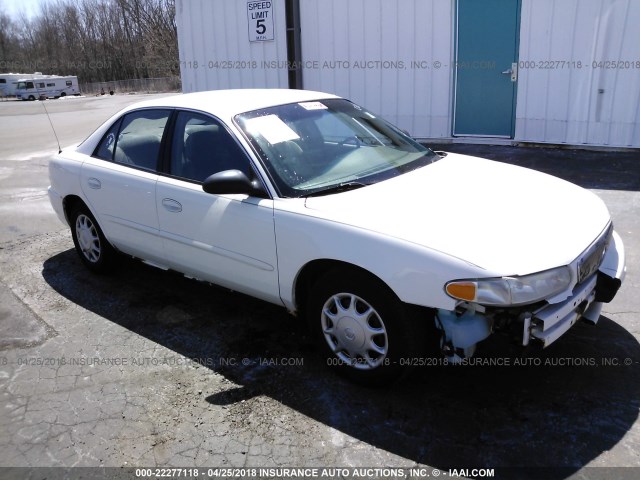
[235,99,439,197]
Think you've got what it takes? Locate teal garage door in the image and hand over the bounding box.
[454,0,521,138]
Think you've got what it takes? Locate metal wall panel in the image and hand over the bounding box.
[176,0,289,92]
[516,0,640,147]
[299,0,455,138]
[176,0,639,147]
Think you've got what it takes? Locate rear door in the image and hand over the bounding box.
[80,109,170,262]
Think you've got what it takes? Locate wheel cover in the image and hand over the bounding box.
[321,293,388,370]
[75,214,101,263]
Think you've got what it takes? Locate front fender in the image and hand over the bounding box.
[274,207,490,312]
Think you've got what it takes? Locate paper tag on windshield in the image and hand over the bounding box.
[245,115,300,144]
[299,102,328,110]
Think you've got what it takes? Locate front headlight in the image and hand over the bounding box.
[445,266,572,306]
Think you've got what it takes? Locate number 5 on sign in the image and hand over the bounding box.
[247,1,275,42]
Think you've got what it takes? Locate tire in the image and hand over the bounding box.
[307,268,426,385]
[69,204,118,273]
[60,92,66,97]
[28,95,35,101]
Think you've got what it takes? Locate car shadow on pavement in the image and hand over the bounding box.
[43,250,640,478]
[429,144,640,192]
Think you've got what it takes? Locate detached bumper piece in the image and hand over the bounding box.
[524,229,625,348]
[525,275,598,347]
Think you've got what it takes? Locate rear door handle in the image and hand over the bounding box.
[162,198,182,213]
[87,177,101,189]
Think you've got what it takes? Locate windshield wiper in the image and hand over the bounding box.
[303,181,369,197]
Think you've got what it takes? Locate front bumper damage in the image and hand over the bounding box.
[437,230,626,361]
[525,230,625,348]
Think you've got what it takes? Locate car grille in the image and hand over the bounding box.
[577,224,612,284]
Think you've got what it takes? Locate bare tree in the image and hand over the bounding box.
[0,0,178,83]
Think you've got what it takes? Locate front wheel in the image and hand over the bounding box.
[307,268,426,385]
[70,204,117,273]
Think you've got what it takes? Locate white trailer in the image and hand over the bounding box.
[16,75,80,100]
[0,73,48,98]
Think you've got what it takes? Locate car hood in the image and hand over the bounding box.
[303,153,611,275]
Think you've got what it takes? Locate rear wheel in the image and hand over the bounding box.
[70,204,117,273]
[307,268,426,385]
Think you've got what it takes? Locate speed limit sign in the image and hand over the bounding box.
[247,1,274,42]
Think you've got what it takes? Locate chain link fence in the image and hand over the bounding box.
[79,77,181,96]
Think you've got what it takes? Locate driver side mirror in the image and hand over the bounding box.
[202,169,268,198]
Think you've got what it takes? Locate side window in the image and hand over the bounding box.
[94,119,122,161]
[66,81,72,87]
[170,111,251,182]
[113,109,170,171]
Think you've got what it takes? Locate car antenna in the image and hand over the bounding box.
[40,100,62,154]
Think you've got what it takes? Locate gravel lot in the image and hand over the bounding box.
[0,94,639,479]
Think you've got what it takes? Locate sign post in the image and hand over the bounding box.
[247,1,275,42]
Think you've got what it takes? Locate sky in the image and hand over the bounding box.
[1,0,45,19]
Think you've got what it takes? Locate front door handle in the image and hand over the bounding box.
[162,198,182,213]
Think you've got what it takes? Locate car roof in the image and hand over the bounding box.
[125,89,341,120]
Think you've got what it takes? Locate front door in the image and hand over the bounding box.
[454,0,520,137]
[156,110,281,304]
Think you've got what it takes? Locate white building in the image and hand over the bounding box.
[176,0,640,148]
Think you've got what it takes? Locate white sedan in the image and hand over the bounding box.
[48,89,626,384]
